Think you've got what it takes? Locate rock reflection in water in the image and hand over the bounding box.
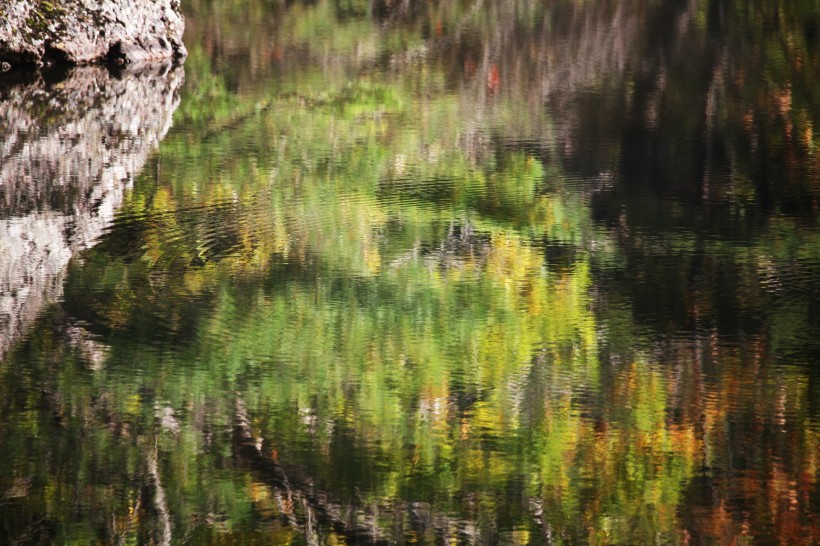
[0,63,183,359]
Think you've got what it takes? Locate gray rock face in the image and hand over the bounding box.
[0,63,183,359]
[0,0,186,67]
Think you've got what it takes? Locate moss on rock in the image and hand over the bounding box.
[0,0,186,67]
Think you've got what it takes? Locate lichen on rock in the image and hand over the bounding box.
[0,0,186,67]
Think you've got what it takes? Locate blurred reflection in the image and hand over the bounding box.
[0,1,818,544]
[0,63,183,359]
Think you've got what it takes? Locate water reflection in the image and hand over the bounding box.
[1,0,819,544]
[0,64,183,359]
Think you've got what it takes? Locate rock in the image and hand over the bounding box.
[0,0,186,67]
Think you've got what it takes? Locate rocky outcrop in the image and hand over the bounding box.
[0,0,186,67]
[0,63,183,359]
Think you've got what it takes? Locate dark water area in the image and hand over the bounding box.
[1,1,819,544]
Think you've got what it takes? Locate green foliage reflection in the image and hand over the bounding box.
[1,0,818,544]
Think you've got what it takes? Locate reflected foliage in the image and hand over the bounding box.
[1,0,819,544]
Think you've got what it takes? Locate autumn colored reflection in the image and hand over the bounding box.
[0,0,818,544]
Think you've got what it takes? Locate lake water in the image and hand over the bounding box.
[1,1,819,544]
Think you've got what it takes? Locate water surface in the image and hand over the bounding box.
[1,1,819,544]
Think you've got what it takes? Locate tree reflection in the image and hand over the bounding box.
[0,0,818,544]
